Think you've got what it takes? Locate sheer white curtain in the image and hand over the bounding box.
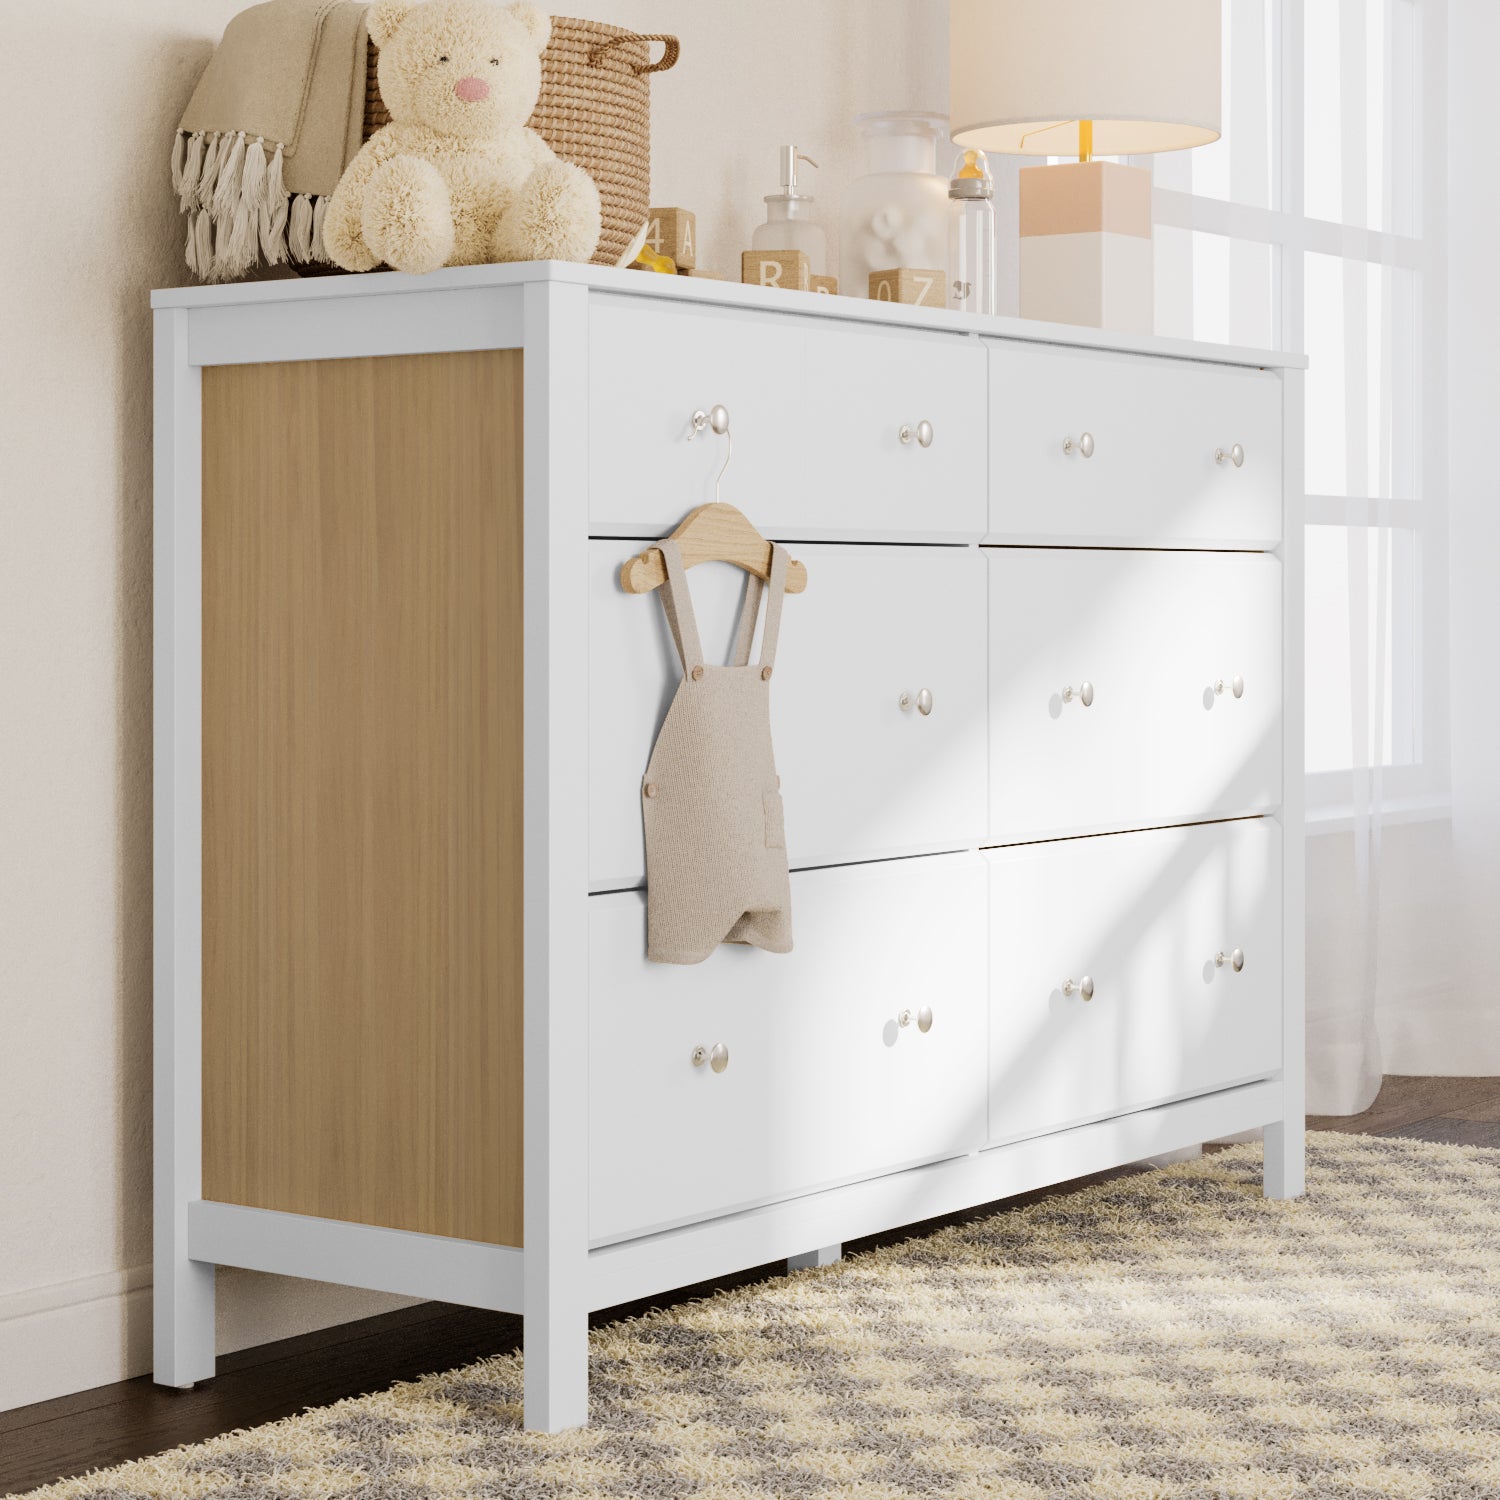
[1126,0,1462,1112]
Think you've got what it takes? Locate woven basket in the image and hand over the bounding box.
[364,18,679,267]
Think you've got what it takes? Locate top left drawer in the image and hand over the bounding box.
[586,294,986,541]
[588,296,809,536]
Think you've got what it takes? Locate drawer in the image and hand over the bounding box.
[589,853,989,1243]
[588,295,808,537]
[803,325,986,541]
[989,549,1281,842]
[986,820,1282,1145]
[987,342,1282,547]
[589,540,987,890]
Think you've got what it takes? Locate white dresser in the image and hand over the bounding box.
[152,262,1305,1433]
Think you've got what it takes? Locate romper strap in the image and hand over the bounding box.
[656,539,703,675]
[729,575,764,668]
[758,546,789,670]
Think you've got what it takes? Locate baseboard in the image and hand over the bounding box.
[0,1265,419,1415]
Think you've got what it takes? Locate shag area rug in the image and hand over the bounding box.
[18,1134,1500,1500]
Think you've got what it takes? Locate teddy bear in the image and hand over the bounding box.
[324,0,601,275]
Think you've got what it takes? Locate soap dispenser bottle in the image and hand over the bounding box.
[751,146,828,276]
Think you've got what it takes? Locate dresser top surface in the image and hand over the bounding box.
[152,260,1304,370]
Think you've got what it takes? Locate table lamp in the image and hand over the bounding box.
[950,0,1220,333]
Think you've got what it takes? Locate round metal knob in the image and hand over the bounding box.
[916,687,933,716]
[1062,976,1095,1001]
[899,420,935,448]
[691,1045,706,1066]
[689,404,730,440]
[1215,443,1245,468]
[898,691,913,712]
[1063,432,1095,458]
[1062,681,1095,708]
[898,1008,912,1028]
[1214,675,1245,699]
[916,1004,933,1033]
[1215,948,1245,973]
[709,1042,730,1072]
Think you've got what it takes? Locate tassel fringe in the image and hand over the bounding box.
[288,194,315,264]
[310,196,330,264]
[178,132,204,214]
[173,126,313,279]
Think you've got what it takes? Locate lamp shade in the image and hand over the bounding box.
[950,0,1221,157]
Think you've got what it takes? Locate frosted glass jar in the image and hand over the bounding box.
[840,111,951,300]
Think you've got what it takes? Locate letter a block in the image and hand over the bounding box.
[647,207,697,270]
[742,249,811,292]
[869,267,945,307]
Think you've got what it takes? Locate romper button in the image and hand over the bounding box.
[691,665,704,681]
[644,782,658,798]
[761,665,773,681]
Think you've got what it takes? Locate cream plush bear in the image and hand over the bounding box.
[324,0,601,274]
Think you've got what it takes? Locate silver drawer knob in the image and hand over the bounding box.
[689,404,730,439]
[1215,443,1246,467]
[916,687,933,716]
[1063,432,1095,458]
[1062,976,1095,1001]
[1062,681,1094,708]
[899,419,935,448]
[898,1008,912,1027]
[691,1042,731,1071]
[1214,675,1245,699]
[917,1004,933,1033]
[1215,948,1245,973]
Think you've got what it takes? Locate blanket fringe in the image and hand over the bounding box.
[178,132,204,214]
[171,126,330,278]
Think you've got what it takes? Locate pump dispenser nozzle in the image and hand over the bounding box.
[776,146,819,198]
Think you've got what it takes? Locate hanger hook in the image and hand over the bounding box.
[715,427,733,503]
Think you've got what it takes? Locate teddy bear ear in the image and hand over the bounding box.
[367,0,415,47]
[508,2,552,53]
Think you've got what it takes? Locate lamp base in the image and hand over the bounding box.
[1018,161,1153,334]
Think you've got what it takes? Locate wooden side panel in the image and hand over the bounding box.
[201,351,523,1247]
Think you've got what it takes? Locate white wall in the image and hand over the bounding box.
[0,0,946,1413]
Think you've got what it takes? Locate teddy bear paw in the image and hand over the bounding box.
[491,161,602,265]
[363,155,456,276]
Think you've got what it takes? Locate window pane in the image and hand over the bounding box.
[1303,251,1418,498]
[1176,0,1273,207]
[1304,0,1419,231]
[1306,524,1416,773]
[1156,228,1273,348]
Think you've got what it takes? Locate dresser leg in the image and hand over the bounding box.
[787,1243,842,1272]
[523,1302,589,1433]
[1263,1115,1306,1200]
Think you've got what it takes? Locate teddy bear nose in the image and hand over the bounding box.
[454,75,491,103]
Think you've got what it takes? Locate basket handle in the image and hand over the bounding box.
[589,32,680,75]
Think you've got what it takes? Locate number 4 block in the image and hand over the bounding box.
[646,208,696,270]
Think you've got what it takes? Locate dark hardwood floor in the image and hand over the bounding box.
[5,1074,1499,1497]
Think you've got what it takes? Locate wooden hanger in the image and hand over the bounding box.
[619,503,809,595]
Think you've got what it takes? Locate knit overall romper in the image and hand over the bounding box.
[641,539,793,964]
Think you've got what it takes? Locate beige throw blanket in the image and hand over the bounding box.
[173,0,372,280]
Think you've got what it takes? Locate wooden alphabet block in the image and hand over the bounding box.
[678,266,724,279]
[869,267,945,308]
[742,249,811,292]
[809,274,839,296]
[646,207,697,269]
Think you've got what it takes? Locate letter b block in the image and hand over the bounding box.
[742,250,811,292]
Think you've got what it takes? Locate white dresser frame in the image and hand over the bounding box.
[153,262,1306,1432]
